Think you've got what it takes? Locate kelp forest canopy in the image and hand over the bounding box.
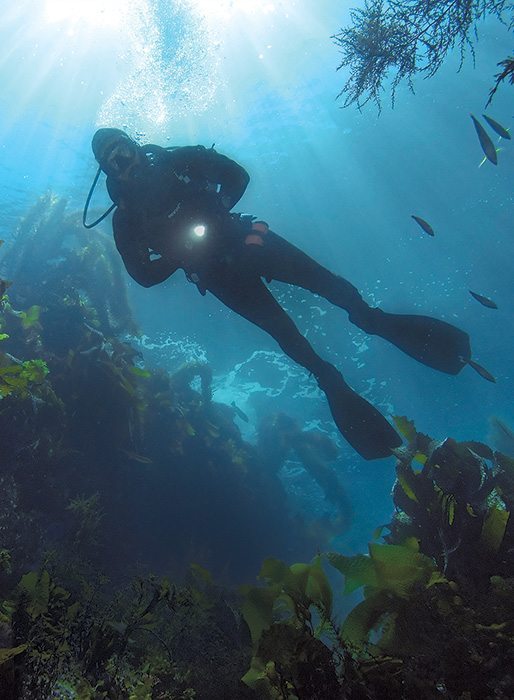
[333,0,514,109]
[0,196,513,697]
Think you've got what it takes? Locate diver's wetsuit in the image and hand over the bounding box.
[100,140,471,460]
[109,144,369,382]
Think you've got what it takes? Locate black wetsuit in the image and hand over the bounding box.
[103,142,471,460]
[108,144,371,383]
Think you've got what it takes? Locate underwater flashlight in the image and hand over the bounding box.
[192,224,206,238]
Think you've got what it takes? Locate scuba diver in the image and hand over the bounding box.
[85,127,472,460]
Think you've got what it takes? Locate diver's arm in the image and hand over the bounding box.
[166,146,250,209]
[202,149,250,209]
[113,208,179,288]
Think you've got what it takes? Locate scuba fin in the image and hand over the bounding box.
[359,310,471,375]
[317,364,402,460]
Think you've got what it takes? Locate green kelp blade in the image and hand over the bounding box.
[480,506,510,552]
[446,495,456,525]
[304,556,333,617]
[393,416,417,444]
[129,366,152,378]
[288,562,314,607]
[260,558,318,611]
[18,570,50,619]
[259,557,291,585]
[340,592,393,650]
[328,552,377,594]
[396,469,419,503]
[0,643,28,665]
[368,542,436,598]
[189,563,212,585]
[240,584,281,649]
[21,359,49,383]
[20,305,40,329]
[0,365,22,377]
[242,656,271,692]
[372,524,388,540]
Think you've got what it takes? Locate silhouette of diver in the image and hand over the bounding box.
[85,128,472,460]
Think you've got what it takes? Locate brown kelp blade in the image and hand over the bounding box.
[470,114,498,165]
[469,290,498,309]
[482,114,511,140]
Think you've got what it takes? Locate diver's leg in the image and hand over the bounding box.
[204,270,401,460]
[244,231,471,375]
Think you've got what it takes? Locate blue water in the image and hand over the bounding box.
[1,1,513,561]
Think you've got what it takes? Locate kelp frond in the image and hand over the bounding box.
[333,0,514,110]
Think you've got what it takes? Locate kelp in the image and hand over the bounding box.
[388,416,510,585]
[0,196,326,695]
[239,419,514,698]
[0,566,252,699]
[0,195,136,338]
[257,412,352,531]
[333,1,514,110]
[241,557,340,699]
[3,195,514,697]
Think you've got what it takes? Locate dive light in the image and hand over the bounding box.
[192,224,206,238]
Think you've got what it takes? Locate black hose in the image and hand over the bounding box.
[82,165,116,229]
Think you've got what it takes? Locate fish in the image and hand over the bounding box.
[231,401,249,422]
[482,114,511,140]
[467,358,496,383]
[469,290,498,309]
[470,114,498,165]
[411,215,434,237]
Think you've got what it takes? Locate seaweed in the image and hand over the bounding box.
[257,412,353,532]
[3,195,513,697]
[333,1,514,110]
[0,196,325,695]
[241,557,340,699]
[239,419,514,698]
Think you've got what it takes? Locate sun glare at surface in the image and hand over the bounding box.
[2,0,323,138]
[188,0,277,20]
[44,0,128,27]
